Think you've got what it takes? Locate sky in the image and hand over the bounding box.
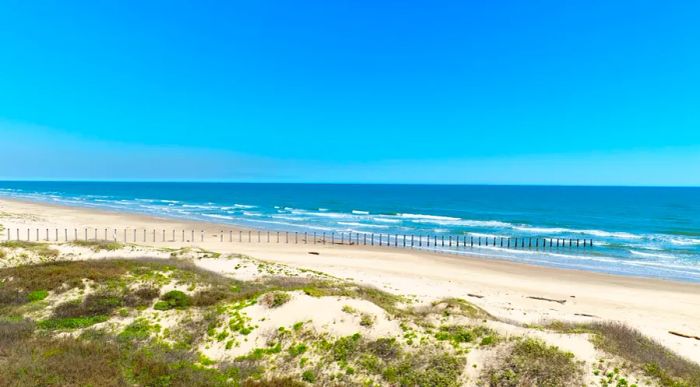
[0,1,699,185]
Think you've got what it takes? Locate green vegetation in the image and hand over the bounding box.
[3,257,694,387]
[38,315,109,330]
[359,313,375,327]
[27,289,48,302]
[301,370,316,383]
[70,239,124,251]
[0,240,59,258]
[154,290,192,310]
[342,304,357,313]
[483,338,582,386]
[118,318,158,342]
[260,291,291,308]
[288,343,307,357]
[434,325,495,346]
[545,321,700,387]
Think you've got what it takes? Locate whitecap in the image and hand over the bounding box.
[372,217,401,223]
[397,213,460,221]
[628,250,676,259]
[337,221,389,229]
[201,214,235,220]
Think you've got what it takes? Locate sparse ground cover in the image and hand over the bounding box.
[541,321,700,387]
[69,239,125,251]
[0,241,697,386]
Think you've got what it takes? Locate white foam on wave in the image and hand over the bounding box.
[182,204,217,210]
[352,210,370,215]
[397,213,460,221]
[337,221,389,229]
[372,217,401,223]
[629,250,676,259]
[240,218,334,231]
[513,225,643,240]
[201,214,235,220]
[512,226,570,233]
[270,215,309,221]
[412,218,512,228]
[665,236,700,246]
[222,204,256,210]
[293,210,353,219]
[468,232,503,239]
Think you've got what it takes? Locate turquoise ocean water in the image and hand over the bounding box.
[1,182,699,282]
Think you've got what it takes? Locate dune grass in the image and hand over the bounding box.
[546,321,700,387]
[0,258,479,386]
[69,239,125,251]
[0,240,59,258]
[483,337,583,386]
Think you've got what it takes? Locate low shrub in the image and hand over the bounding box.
[260,291,291,308]
[27,289,49,302]
[124,286,160,307]
[118,319,157,342]
[38,315,109,330]
[332,333,362,362]
[192,288,229,306]
[483,338,582,386]
[301,370,316,383]
[53,293,123,318]
[154,290,192,310]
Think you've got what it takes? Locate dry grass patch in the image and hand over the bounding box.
[592,322,700,386]
[69,239,124,251]
[0,240,59,258]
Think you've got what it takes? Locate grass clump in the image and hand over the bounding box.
[124,286,160,307]
[154,290,192,310]
[301,370,316,383]
[70,239,124,251]
[288,343,307,357]
[54,293,124,318]
[332,333,362,361]
[546,321,700,387]
[483,337,583,386]
[359,313,375,327]
[38,315,109,330]
[27,289,48,302]
[0,240,59,258]
[592,322,700,387]
[118,318,158,342]
[342,305,357,314]
[434,325,494,346]
[431,297,489,319]
[382,352,465,387]
[260,291,291,308]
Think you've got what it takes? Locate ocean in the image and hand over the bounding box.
[1,181,699,282]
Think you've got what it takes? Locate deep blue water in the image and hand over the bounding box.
[1,182,699,282]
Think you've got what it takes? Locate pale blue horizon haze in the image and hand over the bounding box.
[1,1,699,185]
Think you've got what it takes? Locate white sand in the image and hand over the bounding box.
[1,198,699,363]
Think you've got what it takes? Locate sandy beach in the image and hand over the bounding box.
[1,197,699,364]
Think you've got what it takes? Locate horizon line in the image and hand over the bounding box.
[0,179,699,188]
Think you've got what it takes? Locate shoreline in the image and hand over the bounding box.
[2,195,698,285]
[1,197,700,362]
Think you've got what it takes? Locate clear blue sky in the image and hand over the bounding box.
[1,1,699,185]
